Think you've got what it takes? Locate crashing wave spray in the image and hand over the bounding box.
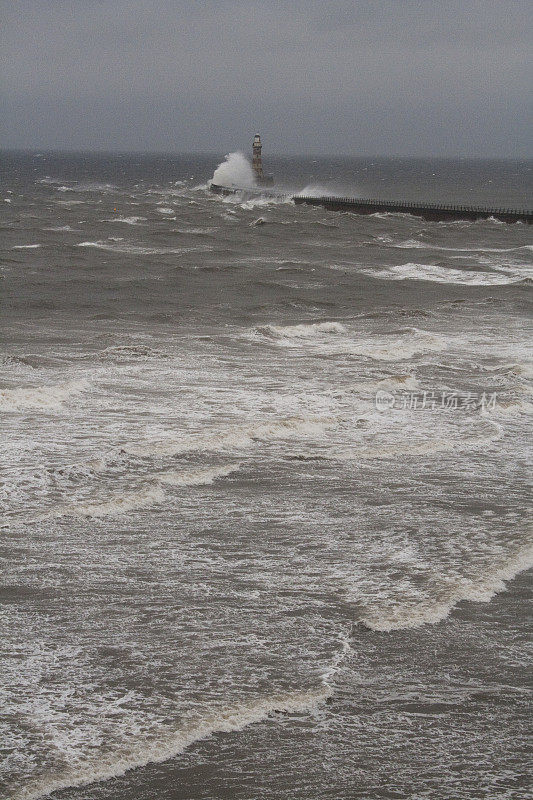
[211,152,256,189]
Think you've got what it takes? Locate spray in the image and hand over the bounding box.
[211,152,255,188]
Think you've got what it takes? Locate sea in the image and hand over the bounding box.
[1,151,532,800]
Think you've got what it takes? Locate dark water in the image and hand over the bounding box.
[1,152,532,800]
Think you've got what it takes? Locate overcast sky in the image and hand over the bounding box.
[1,0,531,156]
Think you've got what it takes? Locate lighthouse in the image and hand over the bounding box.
[252,134,274,186]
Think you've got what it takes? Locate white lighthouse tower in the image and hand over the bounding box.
[252,134,274,186]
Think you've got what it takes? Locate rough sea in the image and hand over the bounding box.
[1,152,532,800]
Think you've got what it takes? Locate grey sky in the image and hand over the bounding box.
[1,0,531,156]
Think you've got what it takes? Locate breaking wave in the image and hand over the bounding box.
[76,241,211,255]
[13,629,351,800]
[0,379,89,411]
[46,464,241,519]
[360,543,533,632]
[366,263,526,285]
[252,323,448,361]
[255,322,347,339]
[211,152,255,188]
[125,417,332,458]
[13,652,351,800]
[97,344,169,361]
[102,216,147,225]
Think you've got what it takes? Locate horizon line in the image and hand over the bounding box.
[2,147,532,162]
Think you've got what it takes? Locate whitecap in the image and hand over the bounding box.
[12,632,351,800]
[360,543,533,632]
[102,216,147,225]
[0,379,89,412]
[125,417,332,457]
[44,464,241,519]
[366,263,527,286]
[255,322,347,339]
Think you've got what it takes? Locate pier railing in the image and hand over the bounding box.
[294,196,532,217]
[293,195,532,223]
[209,184,532,223]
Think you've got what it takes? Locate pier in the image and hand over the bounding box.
[209,184,532,224]
[292,195,533,224]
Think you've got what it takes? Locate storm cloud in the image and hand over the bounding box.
[1,0,531,156]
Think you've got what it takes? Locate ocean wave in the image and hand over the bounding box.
[13,688,326,800]
[157,463,241,486]
[53,199,85,206]
[366,263,526,285]
[253,323,448,361]
[0,379,89,411]
[255,322,347,339]
[344,374,421,395]
[42,225,79,232]
[355,426,502,460]
[53,483,166,518]
[13,631,352,800]
[1,354,36,370]
[392,241,533,253]
[12,244,42,249]
[173,226,218,235]
[60,181,117,193]
[238,195,291,210]
[102,216,147,225]
[125,417,332,457]
[326,415,503,463]
[46,464,241,519]
[97,344,169,360]
[360,543,533,632]
[76,241,211,255]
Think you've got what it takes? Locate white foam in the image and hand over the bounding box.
[43,225,78,232]
[102,216,147,225]
[46,464,241,519]
[13,687,327,800]
[57,483,166,518]
[125,417,331,457]
[76,241,210,256]
[0,379,89,411]
[238,195,291,210]
[367,263,526,286]
[157,463,241,486]
[211,152,255,188]
[393,240,533,254]
[360,543,533,632]
[253,323,448,361]
[13,630,353,800]
[156,207,174,214]
[255,322,347,340]
[12,244,41,249]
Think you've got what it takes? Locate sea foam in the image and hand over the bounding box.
[13,631,352,800]
[124,417,332,458]
[0,379,89,411]
[360,543,533,632]
[367,263,527,286]
[45,463,241,519]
